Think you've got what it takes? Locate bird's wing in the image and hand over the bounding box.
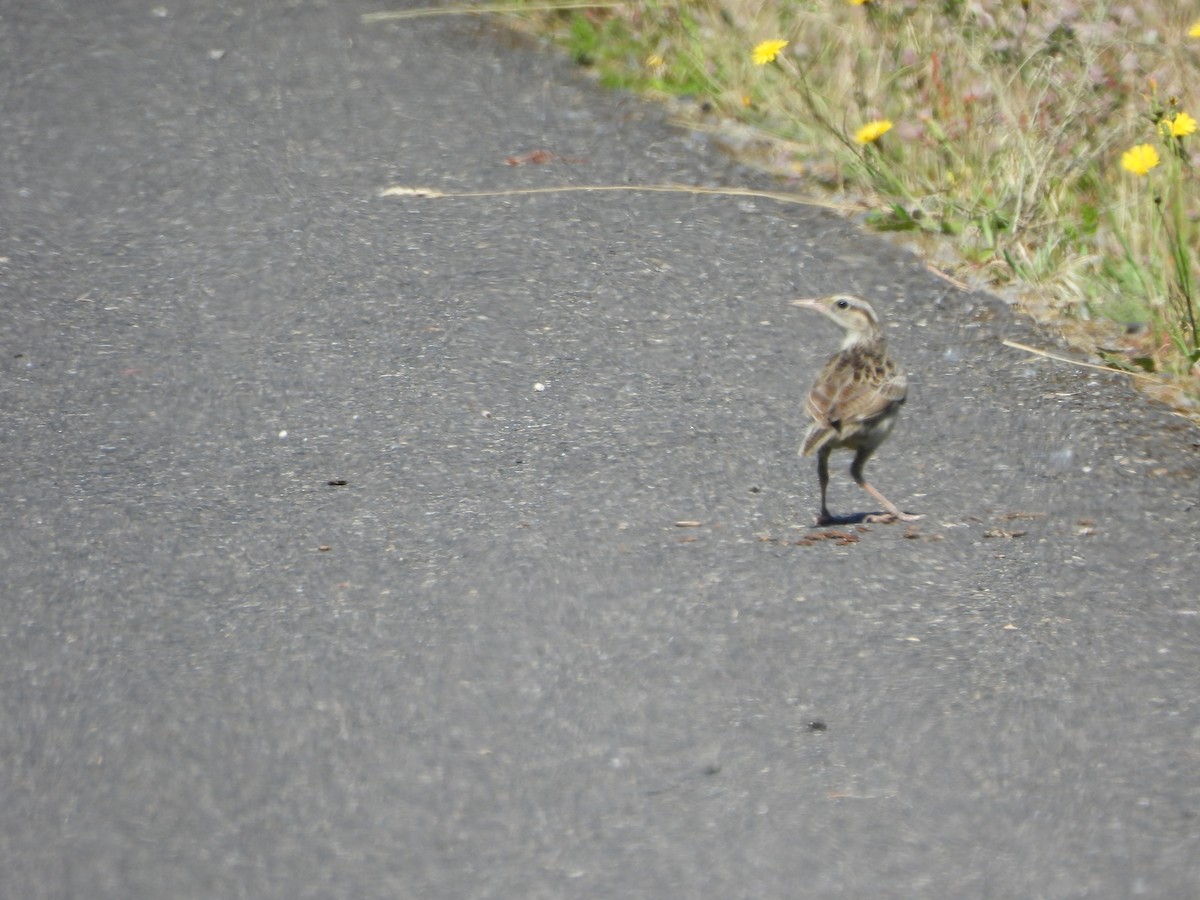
[806,357,906,433]
[800,356,851,455]
[839,367,906,428]
[870,368,908,412]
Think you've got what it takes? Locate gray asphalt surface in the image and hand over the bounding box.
[3,2,1199,897]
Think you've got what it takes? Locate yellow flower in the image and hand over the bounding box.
[1166,111,1198,138]
[751,40,788,66]
[1189,19,1200,38]
[1121,144,1160,176]
[848,0,872,5]
[854,119,894,144]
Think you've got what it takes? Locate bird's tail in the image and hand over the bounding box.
[800,424,835,457]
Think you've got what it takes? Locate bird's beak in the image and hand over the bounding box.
[790,297,822,311]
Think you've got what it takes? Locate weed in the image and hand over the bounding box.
[517,0,1200,394]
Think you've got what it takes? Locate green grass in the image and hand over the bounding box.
[514,0,1200,408]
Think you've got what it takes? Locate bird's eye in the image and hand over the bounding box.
[835,299,849,309]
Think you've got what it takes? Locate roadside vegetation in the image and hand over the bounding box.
[510,0,1200,413]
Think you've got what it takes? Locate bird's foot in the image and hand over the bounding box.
[864,511,923,524]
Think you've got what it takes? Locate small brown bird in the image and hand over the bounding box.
[791,294,921,525]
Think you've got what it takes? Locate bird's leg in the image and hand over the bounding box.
[850,447,922,523]
[815,446,835,525]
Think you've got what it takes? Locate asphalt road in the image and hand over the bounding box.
[3,2,1199,897]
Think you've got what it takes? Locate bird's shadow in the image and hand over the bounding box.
[814,511,911,526]
[814,512,872,526]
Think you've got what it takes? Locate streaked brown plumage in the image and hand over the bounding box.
[791,294,921,525]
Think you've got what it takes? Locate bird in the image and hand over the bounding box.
[790,294,921,525]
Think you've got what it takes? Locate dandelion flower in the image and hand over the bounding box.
[1121,144,1160,176]
[854,119,893,144]
[1189,19,1200,38]
[1166,111,1197,138]
[752,40,788,66]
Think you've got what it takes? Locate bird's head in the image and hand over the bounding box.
[790,294,883,348]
